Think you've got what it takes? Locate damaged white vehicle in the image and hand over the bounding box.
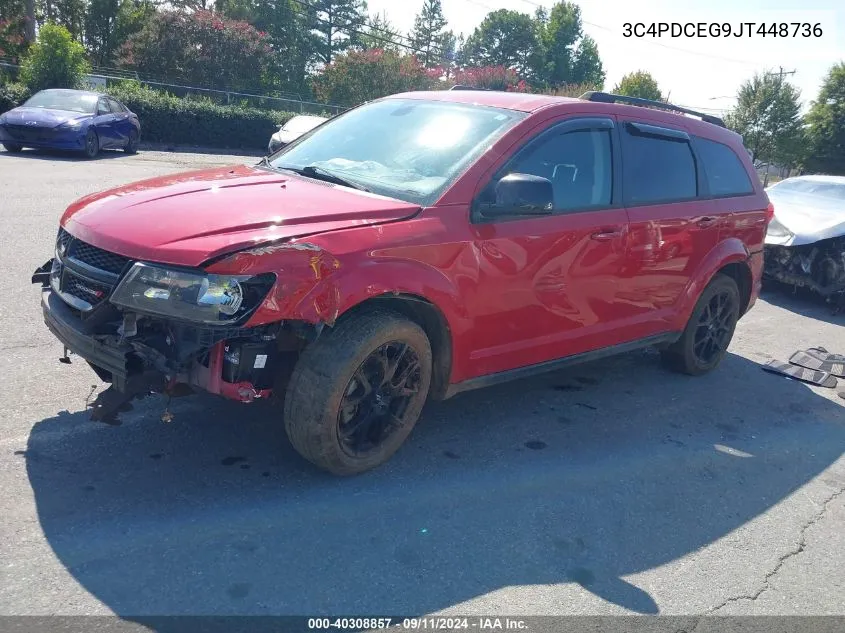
[764,175,845,309]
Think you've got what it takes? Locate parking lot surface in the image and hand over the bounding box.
[0,147,843,618]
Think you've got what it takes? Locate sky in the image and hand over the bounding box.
[365,0,845,114]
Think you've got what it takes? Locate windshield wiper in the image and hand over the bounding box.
[278,164,371,192]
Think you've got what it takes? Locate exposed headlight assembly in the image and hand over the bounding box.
[110,263,275,324]
[58,119,85,130]
[766,216,794,241]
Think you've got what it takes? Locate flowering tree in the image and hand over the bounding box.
[450,66,528,92]
[119,10,274,91]
[312,48,438,107]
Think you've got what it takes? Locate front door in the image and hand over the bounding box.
[465,116,639,378]
[93,98,117,147]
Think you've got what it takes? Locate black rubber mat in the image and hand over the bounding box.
[789,347,845,378]
[761,360,838,388]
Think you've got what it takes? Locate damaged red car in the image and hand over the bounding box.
[33,90,770,475]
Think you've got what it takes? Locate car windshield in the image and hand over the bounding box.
[22,90,98,114]
[269,98,526,205]
[771,178,845,203]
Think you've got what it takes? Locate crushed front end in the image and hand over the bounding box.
[33,228,292,423]
[764,236,845,310]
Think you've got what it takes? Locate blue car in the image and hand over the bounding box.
[0,89,140,158]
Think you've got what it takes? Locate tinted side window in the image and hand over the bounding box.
[96,99,110,115]
[108,98,124,113]
[623,126,697,204]
[695,137,754,196]
[506,129,612,212]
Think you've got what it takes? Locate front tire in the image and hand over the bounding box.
[2,143,23,153]
[83,129,99,159]
[661,274,740,376]
[284,310,432,475]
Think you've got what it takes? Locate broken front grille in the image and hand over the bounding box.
[53,228,133,311]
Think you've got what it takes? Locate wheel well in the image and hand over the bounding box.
[339,294,453,400]
[718,262,753,316]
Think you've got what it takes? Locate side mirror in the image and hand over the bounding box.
[484,173,554,217]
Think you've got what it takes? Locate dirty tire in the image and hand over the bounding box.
[3,142,23,153]
[284,310,432,475]
[661,274,740,376]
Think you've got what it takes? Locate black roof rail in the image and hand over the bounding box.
[579,91,726,128]
[449,84,490,91]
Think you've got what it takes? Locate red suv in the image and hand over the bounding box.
[33,90,770,475]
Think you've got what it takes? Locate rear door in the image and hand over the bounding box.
[617,117,719,333]
[107,98,131,145]
[93,98,117,147]
[465,116,641,378]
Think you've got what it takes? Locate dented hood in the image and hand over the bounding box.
[61,164,421,267]
[765,188,845,246]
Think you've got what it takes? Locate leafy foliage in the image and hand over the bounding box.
[359,11,401,52]
[804,62,845,175]
[725,72,803,168]
[310,0,367,65]
[311,48,436,107]
[535,1,604,89]
[118,10,274,91]
[408,0,447,68]
[0,0,29,60]
[84,0,153,65]
[613,70,662,101]
[19,22,90,92]
[106,81,295,148]
[451,66,527,92]
[459,9,538,80]
[0,80,30,112]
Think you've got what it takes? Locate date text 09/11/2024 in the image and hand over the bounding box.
[307,617,529,630]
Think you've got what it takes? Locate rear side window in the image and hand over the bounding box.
[622,125,697,204]
[695,137,754,196]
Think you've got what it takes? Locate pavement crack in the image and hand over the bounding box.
[707,483,845,614]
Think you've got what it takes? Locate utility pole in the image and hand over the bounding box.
[766,66,796,85]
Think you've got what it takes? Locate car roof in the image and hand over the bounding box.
[384,89,739,141]
[37,88,105,98]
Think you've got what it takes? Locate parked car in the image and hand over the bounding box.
[763,175,845,305]
[0,89,140,158]
[267,114,327,154]
[32,90,770,475]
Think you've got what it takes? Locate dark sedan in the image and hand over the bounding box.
[0,89,140,158]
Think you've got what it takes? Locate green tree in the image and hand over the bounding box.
[312,47,434,107]
[39,0,86,41]
[725,72,803,168]
[0,0,29,60]
[534,1,603,89]
[310,0,368,65]
[358,11,402,51]
[613,70,662,100]
[804,62,845,175]
[85,0,154,66]
[119,10,273,91]
[459,9,538,79]
[408,0,446,68]
[19,22,89,91]
[252,0,312,95]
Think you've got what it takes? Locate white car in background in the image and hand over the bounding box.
[267,115,327,155]
[764,175,845,306]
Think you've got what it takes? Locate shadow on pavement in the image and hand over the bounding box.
[23,348,845,617]
[0,147,128,161]
[761,282,843,326]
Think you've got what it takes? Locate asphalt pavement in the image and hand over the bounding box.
[0,146,843,620]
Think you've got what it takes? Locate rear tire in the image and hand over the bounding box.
[661,274,740,376]
[284,310,432,475]
[125,129,139,154]
[84,130,99,159]
[3,143,23,153]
